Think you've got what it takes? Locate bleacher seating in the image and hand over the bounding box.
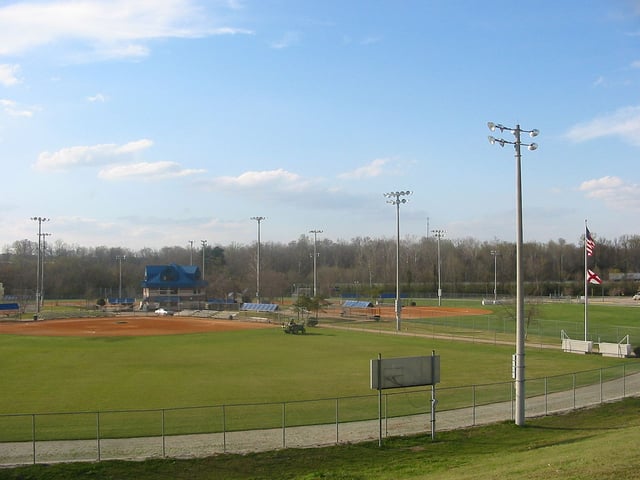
[0,303,19,315]
[240,303,279,312]
[342,300,373,308]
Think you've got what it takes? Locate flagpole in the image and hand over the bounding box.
[584,219,588,342]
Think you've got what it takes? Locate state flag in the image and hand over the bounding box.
[587,269,602,285]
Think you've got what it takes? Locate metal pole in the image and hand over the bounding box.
[491,250,499,302]
[30,217,49,317]
[514,125,525,426]
[488,121,538,427]
[252,217,265,302]
[310,230,322,297]
[377,353,382,447]
[40,233,50,309]
[432,230,445,307]
[437,234,441,306]
[384,191,411,331]
[36,223,41,314]
[116,255,126,300]
[201,240,207,280]
[395,201,401,329]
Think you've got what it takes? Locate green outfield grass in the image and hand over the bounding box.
[329,298,640,345]
[0,316,635,441]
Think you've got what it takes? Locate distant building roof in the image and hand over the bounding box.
[141,264,208,289]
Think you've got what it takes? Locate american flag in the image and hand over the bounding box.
[588,269,602,285]
[586,227,595,256]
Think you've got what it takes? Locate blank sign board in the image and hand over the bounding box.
[370,355,440,390]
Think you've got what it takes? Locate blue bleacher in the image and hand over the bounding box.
[342,300,373,308]
[240,303,279,312]
[108,297,136,305]
[0,303,19,311]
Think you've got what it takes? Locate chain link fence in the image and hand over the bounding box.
[1,362,639,466]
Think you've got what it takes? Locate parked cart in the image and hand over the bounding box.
[282,319,305,334]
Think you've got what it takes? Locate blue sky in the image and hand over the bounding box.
[1,0,640,251]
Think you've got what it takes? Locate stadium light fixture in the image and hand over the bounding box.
[384,190,412,331]
[251,217,266,302]
[487,121,539,427]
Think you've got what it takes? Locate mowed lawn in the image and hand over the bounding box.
[0,323,631,415]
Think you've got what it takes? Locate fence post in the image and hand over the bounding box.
[599,369,603,403]
[544,377,548,415]
[222,405,226,453]
[96,412,101,462]
[31,414,36,465]
[282,402,286,448]
[472,385,476,426]
[573,373,576,409]
[161,409,166,458]
[511,382,514,420]
[335,398,339,445]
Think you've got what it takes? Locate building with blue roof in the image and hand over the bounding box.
[140,264,208,309]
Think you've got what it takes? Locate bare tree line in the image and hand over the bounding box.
[2,232,640,302]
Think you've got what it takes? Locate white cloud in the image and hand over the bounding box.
[270,31,300,49]
[579,175,640,210]
[87,93,107,102]
[0,0,253,59]
[0,64,20,86]
[99,161,205,180]
[0,98,33,116]
[34,139,153,171]
[212,168,308,190]
[338,158,389,179]
[565,106,640,146]
[115,138,153,154]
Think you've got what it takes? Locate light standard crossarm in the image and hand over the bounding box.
[487,121,539,427]
[384,190,412,332]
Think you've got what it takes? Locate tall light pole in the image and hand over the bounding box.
[432,229,445,306]
[41,232,51,307]
[384,190,411,332]
[251,217,266,302]
[488,121,539,427]
[188,240,194,265]
[309,230,323,297]
[116,255,127,300]
[30,216,49,317]
[201,240,207,280]
[490,250,500,302]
